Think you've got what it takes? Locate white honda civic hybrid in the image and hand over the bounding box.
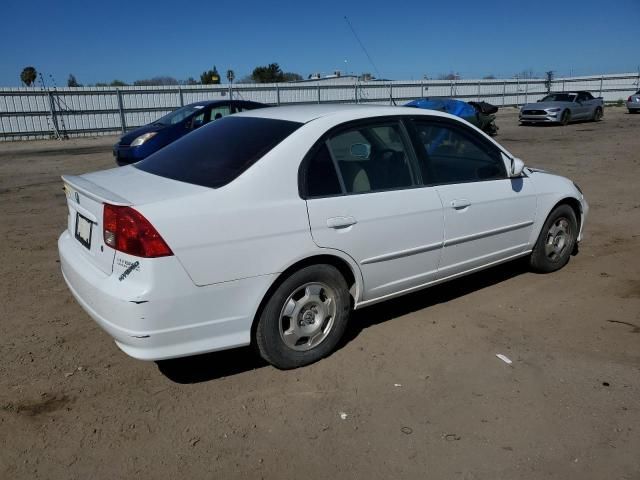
[59,104,588,369]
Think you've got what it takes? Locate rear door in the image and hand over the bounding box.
[408,118,537,278]
[304,119,444,301]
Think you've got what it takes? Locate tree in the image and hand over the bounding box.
[20,66,37,86]
[67,74,81,87]
[134,76,179,86]
[282,72,303,82]
[483,74,496,80]
[544,70,555,93]
[226,69,235,83]
[185,77,199,85]
[110,80,128,86]
[251,63,285,83]
[438,72,461,80]
[200,67,221,84]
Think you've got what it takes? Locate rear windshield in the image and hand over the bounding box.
[135,116,302,188]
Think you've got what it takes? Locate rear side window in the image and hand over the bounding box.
[327,122,415,194]
[135,116,302,188]
[305,143,342,197]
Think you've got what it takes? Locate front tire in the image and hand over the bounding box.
[255,265,351,369]
[529,205,578,273]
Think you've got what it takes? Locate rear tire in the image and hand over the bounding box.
[592,107,603,122]
[529,205,578,273]
[255,265,351,369]
[560,110,571,126]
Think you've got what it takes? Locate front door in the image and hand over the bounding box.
[303,119,444,301]
[408,118,537,278]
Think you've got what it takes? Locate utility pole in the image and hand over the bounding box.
[227,70,235,101]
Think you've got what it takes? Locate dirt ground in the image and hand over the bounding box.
[1,107,639,480]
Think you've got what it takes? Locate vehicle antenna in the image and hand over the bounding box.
[343,16,395,105]
[343,16,382,80]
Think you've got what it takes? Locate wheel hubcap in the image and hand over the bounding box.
[279,282,337,351]
[544,217,571,261]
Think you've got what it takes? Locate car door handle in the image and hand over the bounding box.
[327,216,357,229]
[451,199,471,209]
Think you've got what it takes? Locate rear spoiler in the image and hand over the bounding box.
[62,174,131,206]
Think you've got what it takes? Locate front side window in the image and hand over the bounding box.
[325,122,415,194]
[154,105,204,125]
[192,111,206,129]
[541,93,577,103]
[411,120,506,184]
[136,116,302,188]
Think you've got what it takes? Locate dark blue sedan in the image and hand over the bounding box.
[113,100,267,165]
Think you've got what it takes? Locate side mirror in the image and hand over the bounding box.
[510,157,525,177]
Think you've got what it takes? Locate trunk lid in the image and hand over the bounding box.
[62,166,209,275]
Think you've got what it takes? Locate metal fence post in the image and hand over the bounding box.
[477,81,481,101]
[354,81,358,104]
[178,86,184,107]
[421,80,425,98]
[276,84,281,106]
[524,81,528,104]
[516,77,519,106]
[116,88,126,134]
[450,80,454,97]
[317,83,321,104]
[599,76,603,97]
[502,80,506,106]
[389,83,393,105]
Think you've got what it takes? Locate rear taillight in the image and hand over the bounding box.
[103,204,173,258]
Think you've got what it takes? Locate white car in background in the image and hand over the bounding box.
[58,105,588,369]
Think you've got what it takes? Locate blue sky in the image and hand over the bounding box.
[1,0,638,86]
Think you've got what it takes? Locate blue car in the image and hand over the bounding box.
[113,100,267,165]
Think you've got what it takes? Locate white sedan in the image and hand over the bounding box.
[58,105,588,369]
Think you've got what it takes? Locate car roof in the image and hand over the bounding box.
[185,99,261,107]
[234,103,453,123]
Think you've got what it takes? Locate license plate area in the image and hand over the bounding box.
[75,213,93,249]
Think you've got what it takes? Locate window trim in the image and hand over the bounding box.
[299,116,423,199]
[404,116,509,186]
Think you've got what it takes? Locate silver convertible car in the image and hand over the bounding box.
[627,90,640,113]
[520,91,604,125]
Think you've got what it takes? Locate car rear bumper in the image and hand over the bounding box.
[627,100,640,110]
[58,230,275,360]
